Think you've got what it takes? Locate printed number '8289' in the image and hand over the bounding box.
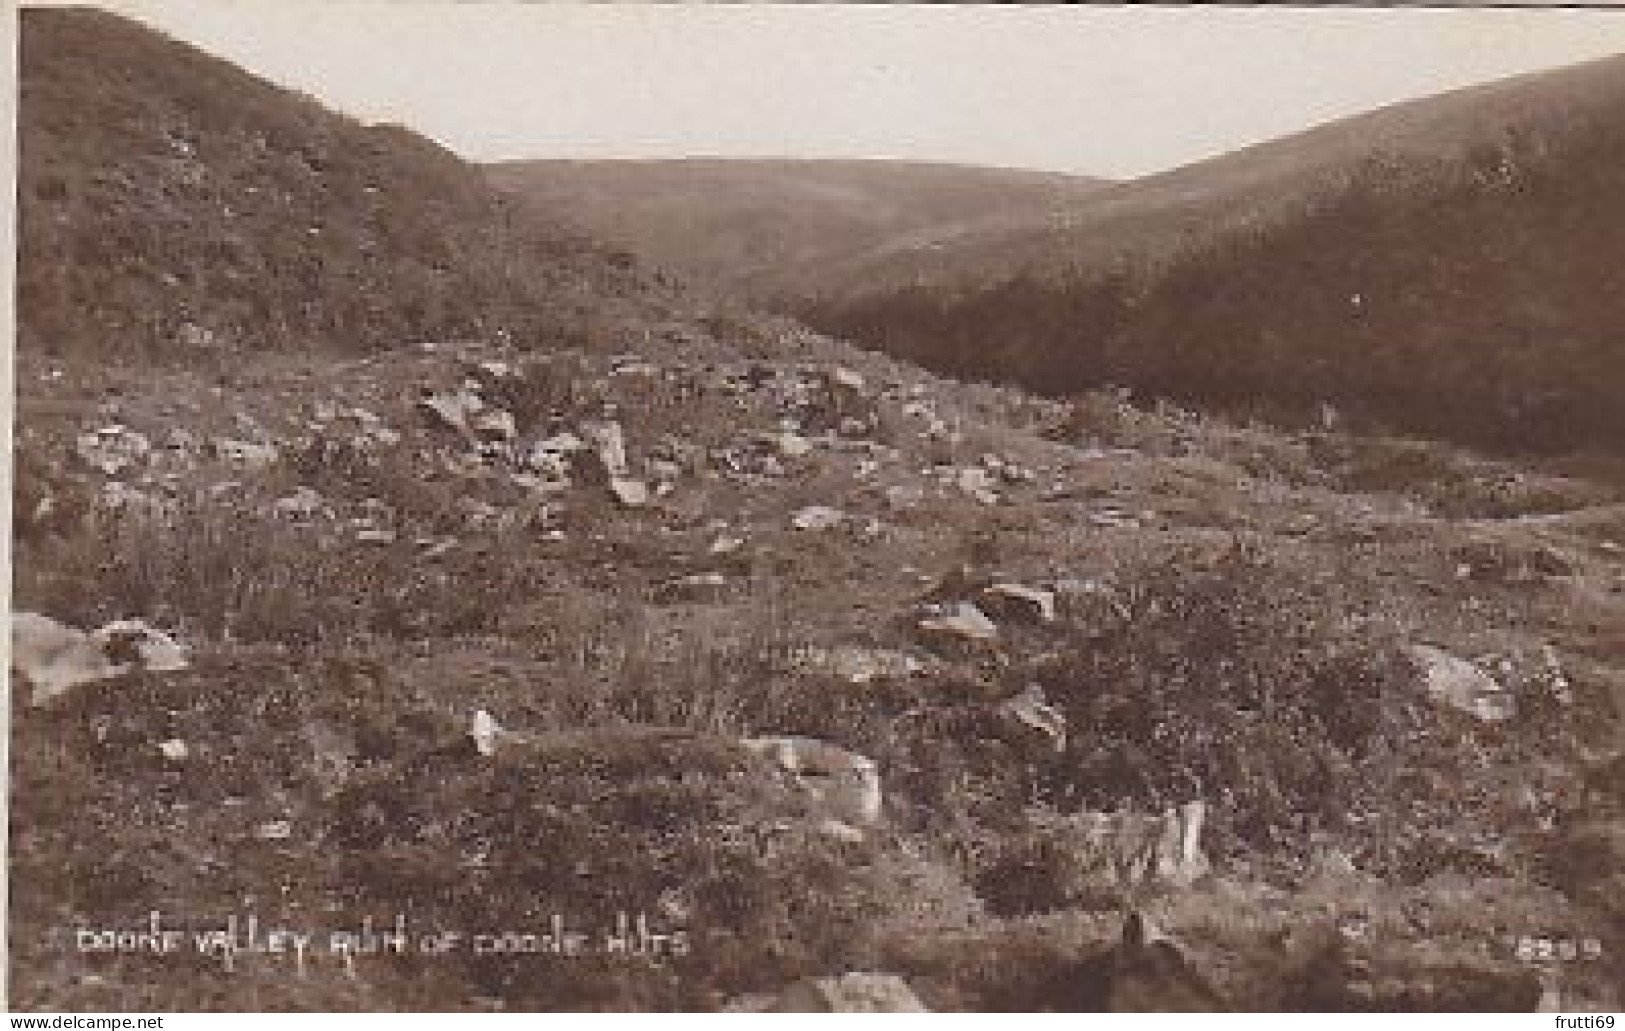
[1513,936,1604,962]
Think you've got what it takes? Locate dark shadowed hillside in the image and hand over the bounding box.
[17,7,670,363]
[798,56,1625,453]
[484,158,1111,300]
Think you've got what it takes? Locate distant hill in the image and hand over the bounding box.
[484,158,1111,300]
[17,8,669,364]
[797,56,1625,452]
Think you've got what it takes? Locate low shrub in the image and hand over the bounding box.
[1029,540,1413,862]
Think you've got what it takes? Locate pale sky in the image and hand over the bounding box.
[67,2,1625,178]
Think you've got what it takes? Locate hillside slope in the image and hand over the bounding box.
[13,8,1625,1014]
[798,55,1625,452]
[484,158,1110,300]
[16,7,668,364]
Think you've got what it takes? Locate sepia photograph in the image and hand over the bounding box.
[8,0,1625,1013]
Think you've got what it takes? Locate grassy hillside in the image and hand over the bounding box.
[17,327,1625,1011]
[17,7,668,364]
[484,158,1110,300]
[799,56,1625,453]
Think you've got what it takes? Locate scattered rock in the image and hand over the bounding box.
[769,973,928,1013]
[1053,577,1131,622]
[654,572,730,604]
[417,382,517,447]
[608,476,651,508]
[581,419,631,479]
[1453,538,1574,584]
[609,355,658,377]
[213,437,279,469]
[955,467,1001,505]
[459,498,503,530]
[470,407,517,444]
[522,431,586,481]
[1163,801,1211,887]
[1404,644,1515,722]
[1075,801,1212,890]
[470,709,504,758]
[419,538,459,559]
[1088,506,1141,529]
[709,534,747,556]
[987,802,1210,910]
[791,505,846,532]
[995,460,1038,485]
[774,431,814,458]
[273,486,328,520]
[982,582,1057,624]
[740,735,883,828]
[157,739,189,762]
[997,684,1068,753]
[647,458,684,484]
[884,484,925,512]
[1281,513,1321,536]
[97,481,169,519]
[316,404,399,448]
[790,644,924,684]
[416,386,484,437]
[827,366,866,395]
[918,602,999,645]
[162,427,202,454]
[302,720,359,798]
[10,612,189,707]
[254,820,293,841]
[75,425,151,476]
